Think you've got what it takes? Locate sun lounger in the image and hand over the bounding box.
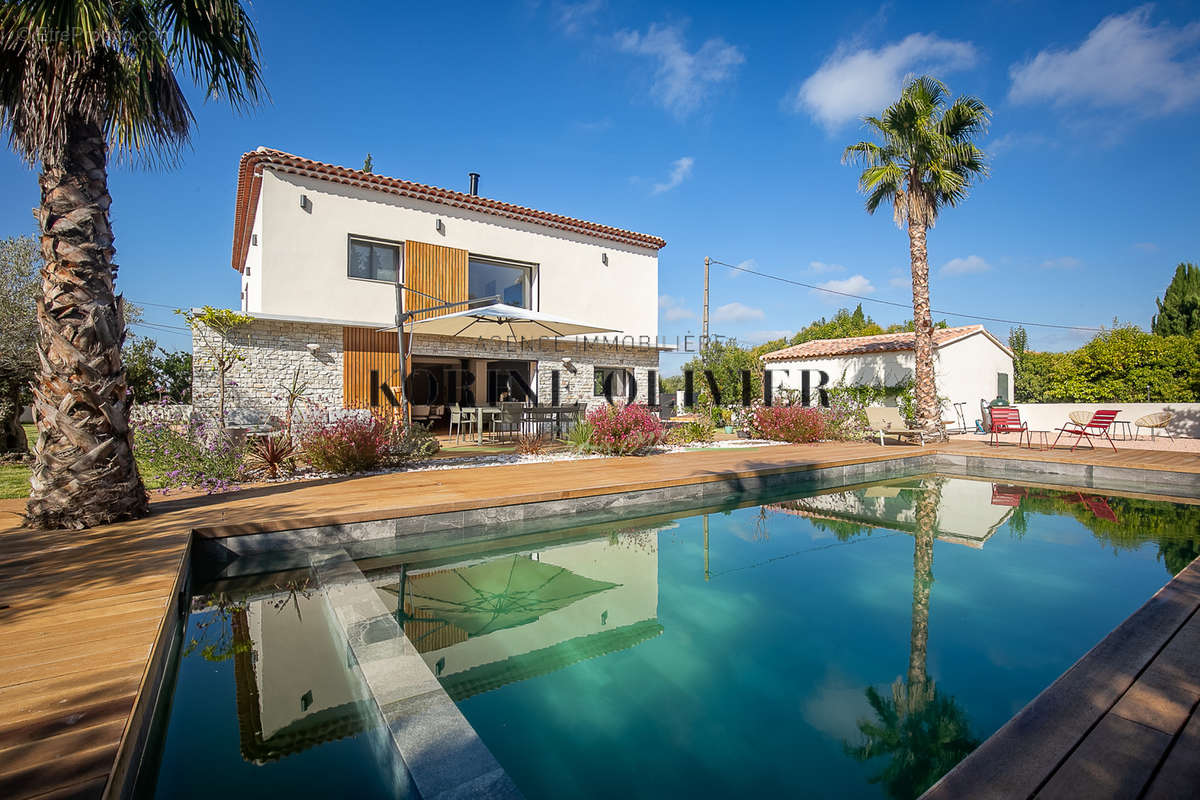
[1053,409,1119,452]
[866,407,925,446]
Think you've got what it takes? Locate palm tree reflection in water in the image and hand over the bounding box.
[846,479,979,800]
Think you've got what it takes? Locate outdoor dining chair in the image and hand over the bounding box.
[986,406,1029,447]
[497,402,525,440]
[449,404,475,443]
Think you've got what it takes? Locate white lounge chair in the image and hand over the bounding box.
[866,407,925,446]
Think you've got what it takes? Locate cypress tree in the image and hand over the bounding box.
[1152,262,1200,336]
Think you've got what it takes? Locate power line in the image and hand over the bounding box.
[128,299,183,311]
[709,258,1103,332]
[130,321,190,334]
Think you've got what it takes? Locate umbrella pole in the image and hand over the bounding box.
[394,282,409,423]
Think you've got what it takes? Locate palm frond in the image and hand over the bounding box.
[842,140,889,167]
[156,0,266,110]
[0,0,265,164]
[938,95,990,142]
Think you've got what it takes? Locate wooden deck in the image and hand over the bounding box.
[1,439,1199,799]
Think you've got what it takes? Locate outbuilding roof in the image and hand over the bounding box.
[231,148,667,272]
[760,324,1012,362]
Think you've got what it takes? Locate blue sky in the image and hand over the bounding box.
[2,0,1198,374]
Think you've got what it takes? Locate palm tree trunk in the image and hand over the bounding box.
[25,120,149,529]
[905,479,941,717]
[907,222,945,439]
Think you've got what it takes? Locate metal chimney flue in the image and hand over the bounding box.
[468,172,479,196]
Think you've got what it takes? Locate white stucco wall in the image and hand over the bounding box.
[936,332,1014,409]
[250,170,659,340]
[768,330,1013,420]
[1008,403,1200,438]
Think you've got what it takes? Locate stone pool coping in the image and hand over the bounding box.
[3,439,1200,799]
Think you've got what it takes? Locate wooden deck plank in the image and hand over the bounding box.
[1034,714,1172,800]
[1143,704,1200,800]
[0,439,1198,799]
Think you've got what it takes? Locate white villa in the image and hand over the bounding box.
[196,148,668,426]
[761,325,1014,419]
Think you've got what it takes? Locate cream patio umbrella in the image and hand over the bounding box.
[397,302,618,340]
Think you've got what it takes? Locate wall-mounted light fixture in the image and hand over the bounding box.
[561,356,577,374]
[306,343,320,355]
[601,253,608,266]
[435,218,445,234]
[299,194,311,212]
[251,233,258,246]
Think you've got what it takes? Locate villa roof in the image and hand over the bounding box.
[759,324,1012,362]
[231,148,667,272]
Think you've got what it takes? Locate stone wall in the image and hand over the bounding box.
[408,334,660,409]
[193,319,661,423]
[192,318,343,425]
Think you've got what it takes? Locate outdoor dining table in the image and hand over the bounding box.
[464,406,500,445]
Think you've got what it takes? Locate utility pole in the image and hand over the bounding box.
[702,256,710,347]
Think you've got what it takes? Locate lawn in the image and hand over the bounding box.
[2,424,165,499]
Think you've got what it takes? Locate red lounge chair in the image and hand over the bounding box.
[990,484,1027,507]
[1053,409,1119,452]
[987,407,1028,447]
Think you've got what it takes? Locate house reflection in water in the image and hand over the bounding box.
[371,530,665,701]
[228,527,664,763]
[764,477,1015,549]
[231,590,379,763]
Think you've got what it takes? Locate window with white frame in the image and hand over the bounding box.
[348,237,400,282]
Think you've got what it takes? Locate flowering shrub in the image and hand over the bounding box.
[587,403,665,455]
[749,405,828,443]
[299,414,389,473]
[133,411,246,492]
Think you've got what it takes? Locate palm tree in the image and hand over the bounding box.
[847,479,978,799]
[1,1,264,528]
[843,76,990,439]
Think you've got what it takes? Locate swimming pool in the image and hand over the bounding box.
[144,475,1200,799]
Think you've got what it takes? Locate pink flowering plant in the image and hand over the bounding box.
[749,404,828,443]
[299,413,390,473]
[586,403,665,455]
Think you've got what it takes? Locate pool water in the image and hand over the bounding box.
[145,476,1200,800]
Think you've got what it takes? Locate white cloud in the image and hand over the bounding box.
[652,156,694,194]
[659,294,696,321]
[941,255,991,276]
[725,258,756,279]
[1009,7,1200,115]
[1041,256,1082,270]
[711,301,764,323]
[555,0,603,34]
[813,274,876,302]
[615,24,745,117]
[789,33,978,128]
[987,130,1053,156]
[809,260,847,273]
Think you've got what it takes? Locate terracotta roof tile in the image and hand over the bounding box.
[231,148,666,272]
[760,325,988,362]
